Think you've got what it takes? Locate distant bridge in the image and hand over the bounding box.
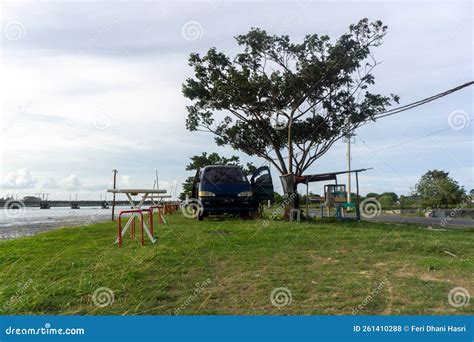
[1,200,158,208]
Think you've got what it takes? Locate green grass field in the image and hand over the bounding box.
[0,213,472,315]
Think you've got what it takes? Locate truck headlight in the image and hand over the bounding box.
[198,191,216,197]
[238,191,253,197]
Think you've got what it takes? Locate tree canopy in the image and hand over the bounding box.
[414,170,465,208]
[183,19,399,179]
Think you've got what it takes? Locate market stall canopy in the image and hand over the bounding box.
[298,168,372,184]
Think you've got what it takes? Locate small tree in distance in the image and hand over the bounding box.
[366,192,379,198]
[414,170,465,208]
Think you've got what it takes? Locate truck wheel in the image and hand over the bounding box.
[239,211,250,220]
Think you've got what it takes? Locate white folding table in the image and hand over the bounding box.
[107,188,167,244]
[149,195,172,224]
[149,195,172,206]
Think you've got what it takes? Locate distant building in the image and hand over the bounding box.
[22,196,41,203]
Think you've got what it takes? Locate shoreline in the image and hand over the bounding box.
[0,216,111,241]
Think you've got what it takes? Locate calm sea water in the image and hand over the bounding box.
[0,206,128,227]
[0,206,130,239]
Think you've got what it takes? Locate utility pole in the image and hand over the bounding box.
[345,134,353,203]
[287,112,293,175]
[111,169,118,221]
[347,137,351,203]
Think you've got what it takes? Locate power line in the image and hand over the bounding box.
[374,81,473,119]
[357,121,473,156]
[272,81,473,161]
[304,81,473,156]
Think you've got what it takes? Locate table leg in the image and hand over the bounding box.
[132,193,156,244]
[114,193,145,243]
[115,215,134,243]
[114,192,157,244]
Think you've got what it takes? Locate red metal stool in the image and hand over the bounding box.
[118,209,145,248]
[147,205,164,236]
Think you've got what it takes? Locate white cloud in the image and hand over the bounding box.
[120,175,134,187]
[0,168,36,189]
[40,177,59,189]
[0,1,471,199]
[58,175,83,191]
[38,175,83,191]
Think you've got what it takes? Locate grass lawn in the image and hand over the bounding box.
[0,213,472,315]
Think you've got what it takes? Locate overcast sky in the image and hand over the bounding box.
[0,0,472,200]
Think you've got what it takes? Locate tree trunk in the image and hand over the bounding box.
[280,173,299,220]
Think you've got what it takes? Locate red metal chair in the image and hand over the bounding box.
[118,209,145,248]
[147,205,164,236]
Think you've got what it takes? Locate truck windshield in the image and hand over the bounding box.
[202,167,247,184]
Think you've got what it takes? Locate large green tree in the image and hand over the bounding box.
[180,152,256,200]
[414,170,465,208]
[183,19,398,207]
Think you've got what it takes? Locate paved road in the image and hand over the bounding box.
[363,214,473,229]
[300,209,473,229]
